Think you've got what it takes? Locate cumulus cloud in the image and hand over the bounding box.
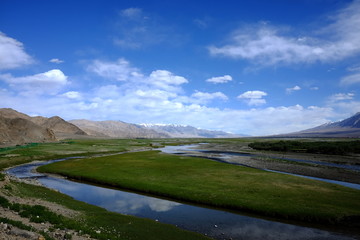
[0,57,343,136]
[148,70,188,92]
[206,75,233,84]
[87,58,143,81]
[209,0,360,65]
[237,90,267,106]
[286,85,301,94]
[191,91,228,103]
[0,32,33,70]
[0,69,68,95]
[49,58,64,64]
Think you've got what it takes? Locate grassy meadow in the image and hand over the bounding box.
[38,149,360,225]
[2,138,360,239]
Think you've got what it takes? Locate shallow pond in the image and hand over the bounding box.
[5,147,360,240]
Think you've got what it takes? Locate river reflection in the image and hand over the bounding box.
[36,176,355,240]
[5,153,359,240]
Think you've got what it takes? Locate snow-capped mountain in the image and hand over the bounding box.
[139,123,242,138]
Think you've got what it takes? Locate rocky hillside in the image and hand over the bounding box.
[0,113,56,146]
[274,112,360,138]
[31,116,87,138]
[70,119,169,138]
[0,108,87,146]
[139,124,241,138]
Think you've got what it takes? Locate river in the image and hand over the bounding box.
[5,145,360,240]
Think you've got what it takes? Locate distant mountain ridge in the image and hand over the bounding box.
[139,123,242,138]
[69,120,240,138]
[274,112,360,138]
[69,119,169,138]
[0,108,243,146]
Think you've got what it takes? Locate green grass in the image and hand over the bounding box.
[39,150,360,225]
[0,138,219,170]
[4,181,210,240]
[0,139,157,170]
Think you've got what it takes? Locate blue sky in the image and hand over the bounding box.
[1,0,360,136]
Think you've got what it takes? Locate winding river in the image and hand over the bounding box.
[5,145,360,240]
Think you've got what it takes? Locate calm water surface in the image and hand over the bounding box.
[5,146,359,240]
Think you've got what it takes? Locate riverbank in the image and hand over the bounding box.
[38,150,360,228]
[0,174,211,240]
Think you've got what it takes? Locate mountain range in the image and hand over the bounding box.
[139,123,242,138]
[0,108,240,146]
[1,108,360,146]
[69,119,168,138]
[273,112,360,138]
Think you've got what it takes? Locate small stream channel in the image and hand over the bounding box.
[5,145,360,240]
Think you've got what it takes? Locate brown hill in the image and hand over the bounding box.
[0,108,32,120]
[0,108,88,146]
[0,115,56,146]
[31,116,87,139]
[70,119,169,138]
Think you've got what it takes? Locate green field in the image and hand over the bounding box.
[0,138,201,170]
[0,139,213,240]
[39,150,360,224]
[2,138,360,239]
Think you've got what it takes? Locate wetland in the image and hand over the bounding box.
[1,138,360,239]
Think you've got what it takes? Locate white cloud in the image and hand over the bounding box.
[2,86,336,135]
[87,58,143,81]
[340,72,360,85]
[206,75,233,84]
[49,58,64,64]
[120,8,143,19]
[238,90,267,99]
[209,0,360,65]
[62,91,81,99]
[0,57,347,136]
[328,93,355,102]
[87,59,188,96]
[237,90,267,106]
[148,70,188,92]
[286,85,301,94]
[135,89,177,100]
[0,32,33,70]
[0,69,68,95]
[191,91,228,103]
